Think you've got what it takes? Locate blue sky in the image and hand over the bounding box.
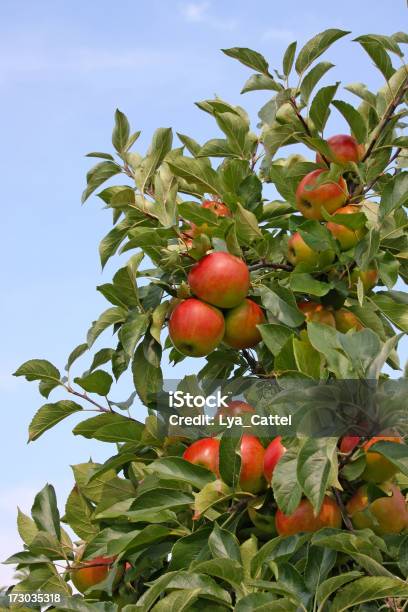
[1,0,407,585]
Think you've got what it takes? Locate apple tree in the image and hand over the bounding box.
[5,29,408,611]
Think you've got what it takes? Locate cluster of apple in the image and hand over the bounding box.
[169,251,265,357]
[182,400,408,537]
[289,134,379,330]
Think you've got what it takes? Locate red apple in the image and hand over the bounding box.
[169,298,225,357]
[202,199,232,217]
[361,436,403,482]
[183,438,220,476]
[264,436,286,482]
[347,482,408,535]
[296,169,348,220]
[327,205,366,250]
[188,252,250,309]
[216,400,255,418]
[287,232,335,269]
[339,435,361,454]
[298,301,336,327]
[239,434,266,494]
[275,496,342,535]
[71,556,120,593]
[223,298,265,349]
[334,308,363,332]
[316,134,365,165]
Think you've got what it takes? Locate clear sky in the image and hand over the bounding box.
[1,0,407,585]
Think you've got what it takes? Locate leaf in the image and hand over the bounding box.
[31,484,61,540]
[354,37,395,80]
[151,301,170,344]
[89,348,115,372]
[147,457,215,490]
[178,201,220,227]
[169,528,212,570]
[112,109,130,153]
[86,152,114,160]
[316,572,363,611]
[345,82,377,106]
[74,370,113,396]
[135,127,173,192]
[65,343,88,371]
[272,446,302,514]
[167,156,222,195]
[300,62,334,104]
[222,47,270,75]
[119,311,149,356]
[132,339,163,405]
[235,202,262,243]
[192,558,244,592]
[29,400,83,442]
[215,112,249,157]
[64,485,98,540]
[259,285,304,328]
[293,337,322,379]
[371,294,408,332]
[367,440,408,477]
[332,100,367,143]
[295,29,350,74]
[87,306,127,347]
[82,161,121,203]
[219,430,242,488]
[177,132,202,156]
[14,359,61,388]
[151,589,202,612]
[297,438,337,512]
[17,507,39,546]
[380,171,408,219]
[290,273,331,296]
[309,83,339,132]
[258,324,294,356]
[99,219,131,269]
[209,523,241,562]
[330,576,408,611]
[283,41,297,76]
[241,73,281,94]
[251,534,308,578]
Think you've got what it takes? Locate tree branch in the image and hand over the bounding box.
[332,487,354,532]
[65,385,111,413]
[362,76,408,162]
[249,260,293,272]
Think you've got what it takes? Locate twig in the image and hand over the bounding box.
[362,77,408,162]
[242,349,261,376]
[361,147,402,196]
[249,260,293,272]
[332,487,354,532]
[65,385,110,413]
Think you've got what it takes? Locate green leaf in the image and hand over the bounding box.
[297,438,337,512]
[258,324,294,356]
[293,337,322,378]
[151,301,170,344]
[309,83,339,132]
[345,82,377,106]
[132,339,163,405]
[307,322,352,378]
[135,127,173,192]
[316,572,363,611]
[236,594,297,612]
[272,446,302,513]
[29,400,83,442]
[65,343,88,371]
[17,507,39,546]
[283,41,297,76]
[241,73,281,94]
[198,138,233,158]
[150,589,202,612]
[64,485,98,540]
[167,156,222,196]
[89,348,115,372]
[112,109,130,153]
[371,294,408,332]
[14,359,61,387]
[295,29,350,74]
[74,370,113,396]
[222,47,270,75]
[209,522,241,562]
[31,484,60,540]
[219,430,242,488]
[300,62,334,104]
[251,534,308,578]
[87,306,127,347]
[86,152,114,160]
[119,311,149,356]
[259,285,304,327]
[178,201,220,227]
[368,440,408,477]
[169,528,212,570]
[332,100,367,143]
[82,161,121,203]
[354,37,395,79]
[330,576,408,611]
[177,132,202,156]
[290,273,331,296]
[215,112,249,157]
[380,172,408,219]
[147,457,215,489]
[235,202,262,243]
[192,558,244,592]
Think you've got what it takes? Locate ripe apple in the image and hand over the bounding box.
[349,267,379,293]
[275,496,342,535]
[347,482,408,535]
[264,436,286,482]
[326,205,366,250]
[239,434,266,494]
[188,252,250,309]
[339,435,360,454]
[169,298,225,357]
[361,436,402,482]
[287,232,335,269]
[216,400,255,418]
[316,134,365,165]
[202,199,231,217]
[298,301,336,327]
[223,298,265,349]
[183,437,220,476]
[71,556,120,593]
[296,169,348,220]
[334,308,363,332]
